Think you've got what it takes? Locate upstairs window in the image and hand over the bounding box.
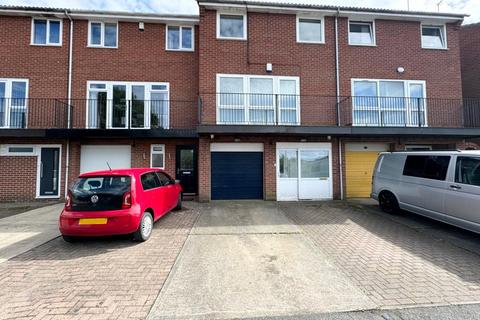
[421,25,446,49]
[297,17,324,43]
[217,13,246,40]
[88,21,118,48]
[166,26,194,51]
[32,19,62,45]
[349,21,375,46]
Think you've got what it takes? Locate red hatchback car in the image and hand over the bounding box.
[59,168,182,242]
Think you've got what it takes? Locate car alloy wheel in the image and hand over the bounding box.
[133,211,153,242]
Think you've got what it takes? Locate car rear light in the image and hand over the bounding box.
[65,191,73,211]
[122,191,132,209]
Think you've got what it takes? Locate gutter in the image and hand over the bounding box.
[335,7,344,200]
[64,9,73,198]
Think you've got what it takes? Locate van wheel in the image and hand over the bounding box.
[133,211,153,242]
[174,194,182,211]
[379,191,400,214]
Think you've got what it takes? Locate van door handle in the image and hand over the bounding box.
[450,185,462,190]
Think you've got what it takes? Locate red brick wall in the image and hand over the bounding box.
[0,139,67,202]
[198,8,464,127]
[460,23,480,97]
[70,20,199,129]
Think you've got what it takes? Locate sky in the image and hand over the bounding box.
[2,0,479,24]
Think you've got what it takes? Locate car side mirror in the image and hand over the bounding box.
[175,180,181,185]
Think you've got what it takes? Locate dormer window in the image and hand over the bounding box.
[32,18,62,46]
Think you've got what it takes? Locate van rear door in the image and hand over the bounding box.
[444,156,480,223]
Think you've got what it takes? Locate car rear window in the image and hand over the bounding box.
[73,176,131,192]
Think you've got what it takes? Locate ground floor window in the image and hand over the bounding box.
[151,144,165,169]
[217,74,300,125]
[87,81,169,129]
[352,79,426,127]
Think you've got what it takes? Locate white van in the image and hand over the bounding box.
[371,151,480,233]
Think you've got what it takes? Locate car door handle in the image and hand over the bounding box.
[450,185,462,190]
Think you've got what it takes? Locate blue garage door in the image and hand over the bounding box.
[211,152,263,200]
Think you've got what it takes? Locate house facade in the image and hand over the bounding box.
[0,1,478,203]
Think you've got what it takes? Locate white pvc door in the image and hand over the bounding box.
[277,143,332,201]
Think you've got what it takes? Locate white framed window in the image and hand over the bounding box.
[421,24,447,49]
[348,21,375,46]
[217,12,247,40]
[351,79,427,127]
[150,144,165,169]
[0,145,37,156]
[31,18,62,46]
[88,21,118,48]
[86,81,169,130]
[296,16,324,44]
[216,74,300,125]
[0,78,29,129]
[166,25,194,51]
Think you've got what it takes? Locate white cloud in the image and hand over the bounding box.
[1,0,478,23]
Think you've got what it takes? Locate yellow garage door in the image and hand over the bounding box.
[346,151,381,198]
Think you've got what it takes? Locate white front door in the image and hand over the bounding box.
[277,143,332,201]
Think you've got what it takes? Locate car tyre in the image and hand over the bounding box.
[379,191,400,214]
[174,194,182,211]
[62,235,79,243]
[133,211,153,242]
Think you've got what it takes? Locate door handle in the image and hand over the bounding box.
[450,185,462,190]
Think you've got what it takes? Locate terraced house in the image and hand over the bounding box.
[0,0,479,203]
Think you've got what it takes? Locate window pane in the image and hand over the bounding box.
[104,23,117,47]
[0,82,5,127]
[182,27,193,49]
[354,111,379,125]
[90,83,106,89]
[49,20,60,44]
[403,155,450,180]
[300,150,329,178]
[279,80,297,109]
[422,26,444,48]
[90,22,102,45]
[349,22,373,45]
[279,150,298,178]
[456,157,480,187]
[250,78,273,106]
[379,81,405,110]
[34,20,47,44]
[180,149,194,170]
[152,84,168,91]
[152,153,164,168]
[156,172,171,186]
[353,81,377,108]
[141,172,160,190]
[12,82,27,100]
[168,26,180,49]
[220,108,245,123]
[220,15,244,38]
[151,93,168,128]
[8,147,34,153]
[219,77,244,106]
[298,19,322,42]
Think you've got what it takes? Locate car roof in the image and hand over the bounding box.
[79,168,165,177]
[380,150,480,156]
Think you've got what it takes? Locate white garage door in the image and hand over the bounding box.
[80,145,131,173]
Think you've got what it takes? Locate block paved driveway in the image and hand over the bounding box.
[1,200,480,319]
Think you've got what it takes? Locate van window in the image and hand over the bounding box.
[455,157,480,187]
[403,155,450,181]
[141,172,161,190]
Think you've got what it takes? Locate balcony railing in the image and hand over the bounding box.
[0,98,71,129]
[69,99,196,130]
[204,93,301,125]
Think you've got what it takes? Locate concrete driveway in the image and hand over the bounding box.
[2,200,480,319]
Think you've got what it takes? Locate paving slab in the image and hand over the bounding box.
[192,201,301,235]
[0,203,63,264]
[149,203,375,320]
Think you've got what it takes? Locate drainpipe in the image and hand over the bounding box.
[335,8,344,200]
[64,10,73,198]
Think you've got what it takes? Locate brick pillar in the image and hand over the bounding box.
[264,140,276,201]
[198,137,211,202]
